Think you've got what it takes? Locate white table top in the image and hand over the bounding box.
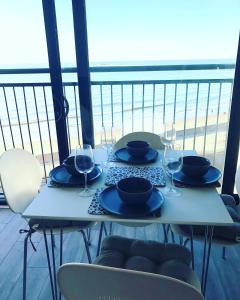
[23,150,233,226]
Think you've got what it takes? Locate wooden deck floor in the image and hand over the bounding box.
[0,207,240,300]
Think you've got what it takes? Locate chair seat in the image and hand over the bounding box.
[29,218,96,233]
[171,194,240,244]
[93,235,201,291]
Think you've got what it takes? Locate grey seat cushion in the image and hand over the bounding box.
[172,194,240,242]
[94,235,201,291]
[158,260,201,291]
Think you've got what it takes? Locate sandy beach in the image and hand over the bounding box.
[0,111,229,182]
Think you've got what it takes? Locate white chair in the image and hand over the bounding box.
[57,263,204,300]
[0,148,104,300]
[114,131,164,151]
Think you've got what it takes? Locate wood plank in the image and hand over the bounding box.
[0,240,36,300]
[8,267,48,300]
[0,208,15,224]
[0,214,26,264]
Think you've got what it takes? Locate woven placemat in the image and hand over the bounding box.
[88,189,107,215]
[108,150,118,162]
[105,166,166,187]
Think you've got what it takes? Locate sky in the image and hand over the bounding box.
[0,0,239,67]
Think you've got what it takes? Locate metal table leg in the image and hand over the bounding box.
[203,226,214,295]
[50,228,58,299]
[190,226,195,270]
[201,225,214,296]
[162,224,168,243]
[43,227,56,300]
[59,227,63,300]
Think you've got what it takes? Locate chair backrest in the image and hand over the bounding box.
[235,165,240,196]
[57,263,204,300]
[0,149,42,214]
[114,131,164,150]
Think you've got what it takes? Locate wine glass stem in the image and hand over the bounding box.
[84,172,88,191]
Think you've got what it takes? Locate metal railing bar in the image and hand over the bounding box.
[142,84,145,130]
[203,83,211,156]
[223,82,234,152]
[193,83,200,150]
[90,64,235,72]
[0,68,51,74]
[100,85,104,127]
[22,87,34,154]
[183,84,189,149]
[0,118,6,151]
[91,79,233,85]
[74,85,81,145]
[213,83,223,164]
[163,84,166,124]
[13,87,24,149]
[0,78,233,89]
[0,63,235,75]
[43,86,54,168]
[121,84,124,136]
[173,83,177,124]
[152,84,156,132]
[0,83,52,88]
[63,86,71,152]
[32,87,47,179]
[131,85,134,132]
[2,87,15,147]
[110,85,113,126]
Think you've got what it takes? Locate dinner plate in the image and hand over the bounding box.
[115,148,158,164]
[100,186,164,218]
[49,165,102,187]
[173,166,222,187]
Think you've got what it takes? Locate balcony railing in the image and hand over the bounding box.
[0,64,235,180]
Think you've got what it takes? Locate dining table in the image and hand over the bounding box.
[22,148,233,298]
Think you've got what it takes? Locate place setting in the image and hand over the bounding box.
[103,139,164,190]
[161,142,222,195]
[86,133,166,218]
[88,177,165,218]
[100,125,159,165]
[48,144,103,192]
[114,140,159,164]
[173,155,222,187]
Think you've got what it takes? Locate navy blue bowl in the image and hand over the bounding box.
[126,140,150,158]
[116,177,153,206]
[63,155,95,176]
[62,156,79,176]
[182,156,211,178]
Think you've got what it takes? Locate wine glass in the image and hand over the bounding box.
[75,144,95,197]
[162,143,183,197]
[160,123,176,149]
[100,125,116,168]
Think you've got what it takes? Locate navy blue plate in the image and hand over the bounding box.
[49,165,102,187]
[173,166,221,187]
[100,186,164,218]
[115,148,158,164]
